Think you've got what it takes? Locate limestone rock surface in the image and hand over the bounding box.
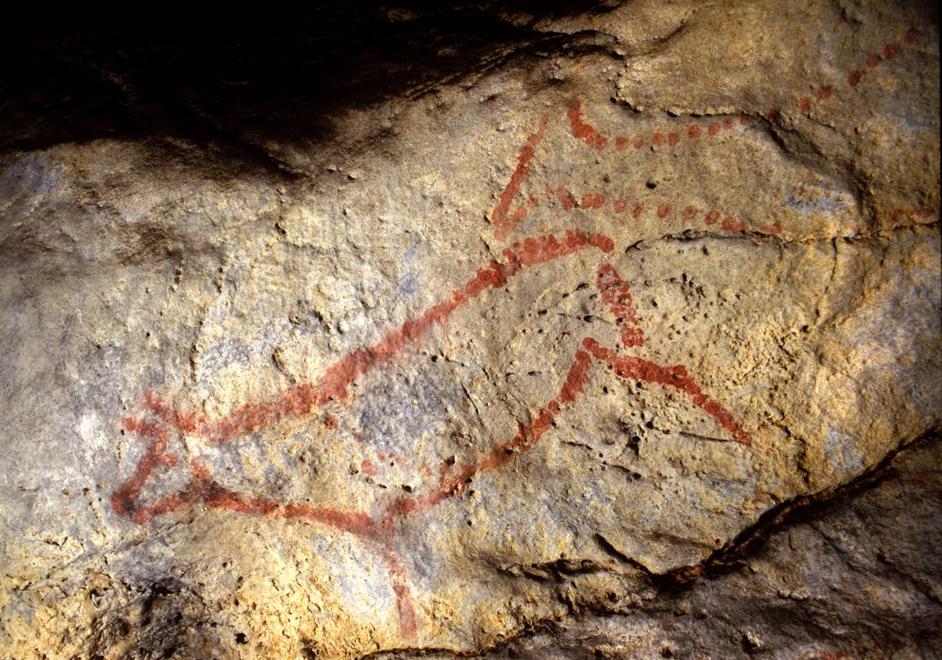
[0,2,939,658]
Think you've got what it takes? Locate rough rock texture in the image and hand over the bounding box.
[386,437,942,658]
[0,2,939,658]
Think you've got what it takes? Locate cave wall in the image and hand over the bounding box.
[0,2,939,658]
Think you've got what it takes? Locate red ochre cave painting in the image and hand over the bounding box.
[112,26,937,640]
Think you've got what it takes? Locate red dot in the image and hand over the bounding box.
[721,217,745,232]
[866,54,880,68]
[615,136,630,151]
[631,203,644,219]
[558,188,576,210]
[653,132,665,146]
[723,117,734,129]
[705,209,720,224]
[816,86,832,100]
[708,122,721,136]
[581,193,604,209]
[739,115,750,125]
[682,205,698,221]
[847,70,862,87]
[883,43,898,59]
[657,203,671,219]
[799,96,812,112]
[667,132,680,146]
[613,198,627,213]
[688,125,701,139]
[904,28,923,45]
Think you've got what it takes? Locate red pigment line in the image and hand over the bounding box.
[382,547,419,639]
[142,231,614,443]
[279,502,380,538]
[383,348,595,523]
[384,330,751,524]
[568,99,608,150]
[596,263,644,348]
[117,450,385,538]
[110,417,175,520]
[113,451,415,634]
[491,114,550,239]
[581,338,750,445]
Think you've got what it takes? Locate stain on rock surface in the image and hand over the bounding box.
[0,2,939,658]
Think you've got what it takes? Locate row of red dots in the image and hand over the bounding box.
[612,115,751,151]
[534,185,783,235]
[568,98,752,152]
[790,27,925,118]
[569,27,928,144]
[509,181,936,238]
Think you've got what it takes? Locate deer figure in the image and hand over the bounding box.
[111,100,751,639]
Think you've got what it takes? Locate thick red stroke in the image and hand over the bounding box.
[581,338,750,445]
[491,114,550,239]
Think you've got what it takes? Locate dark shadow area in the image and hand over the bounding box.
[0,2,619,158]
